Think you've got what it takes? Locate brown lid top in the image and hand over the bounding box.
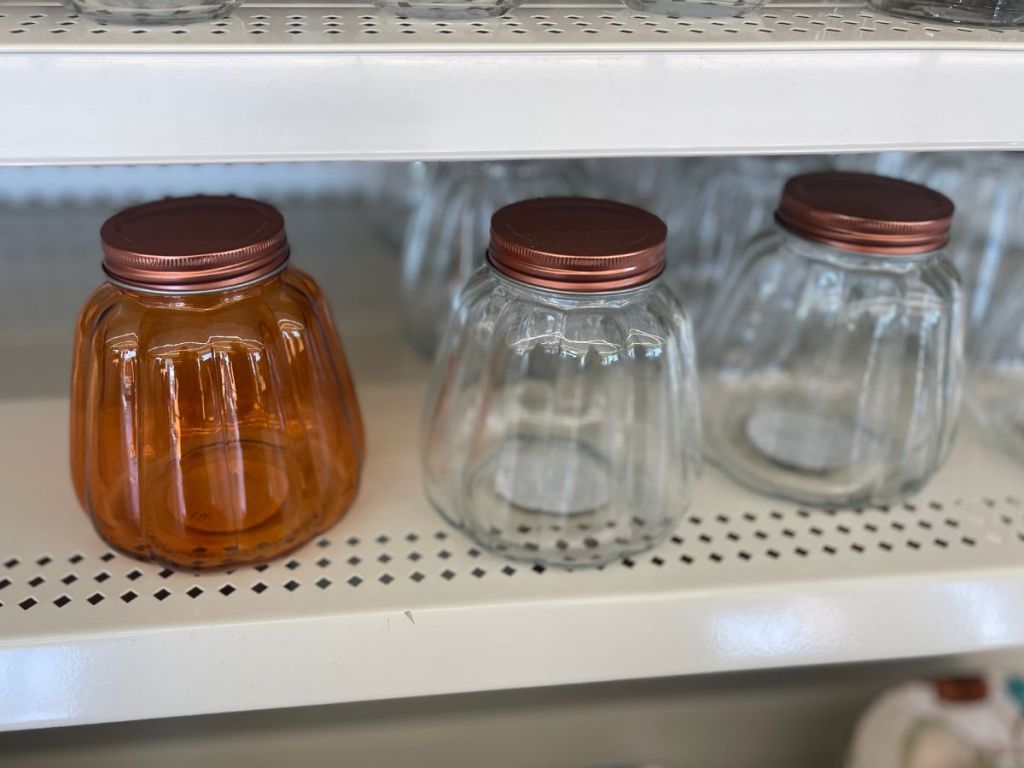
[934,677,988,703]
[101,195,290,293]
[487,197,667,292]
[775,172,954,255]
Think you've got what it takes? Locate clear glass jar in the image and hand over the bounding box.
[868,0,1024,27]
[620,0,765,17]
[422,198,701,567]
[664,154,832,340]
[372,0,519,19]
[703,173,963,507]
[969,268,1024,464]
[63,0,240,24]
[400,160,589,358]
[366,161,433,251]
[900,152,1024,334]
[70,196,364,569]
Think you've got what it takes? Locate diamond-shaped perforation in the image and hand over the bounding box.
[5,492,1024,614]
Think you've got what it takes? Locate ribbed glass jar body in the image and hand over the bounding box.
[399,161,589,358]
[664,155,832,339]
[422,267,701,567]
[969,268,1024,464]
[901,152,1024,335]
[703,229,964,507]
[70,267,363,569]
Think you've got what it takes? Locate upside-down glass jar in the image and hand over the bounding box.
[70,196,364,569]
[868,0,1024,27]
[702,173,963,507]
[969,268,1024,465]
[63,0,240,25]
[422,197,702,567]
[620,0,765,18]
[372,0,519,19]
[665,154,833,340]
[900,152,1024,335]
[400,160,589,358]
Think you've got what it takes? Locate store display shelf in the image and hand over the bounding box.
[2,199,1024,733]
[1,0,1023,163]
[5,357,1024,730]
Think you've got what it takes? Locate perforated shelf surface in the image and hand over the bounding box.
[4,374,1024,730]
[1,1,1023,49]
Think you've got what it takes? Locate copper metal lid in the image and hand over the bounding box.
[487,197,667,292]
[101,195,290,292]
[934,677,988,703]
[775,172,954,255]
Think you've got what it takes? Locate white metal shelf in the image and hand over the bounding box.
[1,0,1023,163]
[2,199,1024,732]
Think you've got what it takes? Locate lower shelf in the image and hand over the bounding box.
[3,381,1024,730]
[2,200,1024,732]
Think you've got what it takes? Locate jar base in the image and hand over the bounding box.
[868,0,1024,26]
[707,393,936,508]
[374,1,518,19]
[621,0,765,19]
[431,435,682,568]
[63,0,240,24]
[440,507,677,569]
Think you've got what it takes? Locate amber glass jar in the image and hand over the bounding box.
[70,196,363,569]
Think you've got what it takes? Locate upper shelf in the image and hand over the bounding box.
[1,0,1023,164]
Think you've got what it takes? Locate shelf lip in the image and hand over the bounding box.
[2,3,1024,161]
[5,565,1024,732]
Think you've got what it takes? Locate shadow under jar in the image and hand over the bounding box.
[70,196,364,569]
[422,197,702,567]
[702,172,963,508]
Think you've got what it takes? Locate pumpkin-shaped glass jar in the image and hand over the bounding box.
[702,173,963,507]
[70,196,363,569]
[422,197,702,567]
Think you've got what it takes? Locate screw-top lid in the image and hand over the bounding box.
[775,172,954,255]
[101,195,290,293]
[487,197,667,292]
[934,677,988,703]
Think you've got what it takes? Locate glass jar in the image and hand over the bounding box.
[702,172,963,507]
[400,160,589,358]
[868,0,1024,27]
[372,0,519,19]
[969,268,1024,464]
[63,0,240,25]
[620,0,765,17]
[664,154,833,340]
[366,161,433,251]
[900,152,1024,335]
[422,197,701,567]
[70,196,364,569]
